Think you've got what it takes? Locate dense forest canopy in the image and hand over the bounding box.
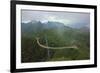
[21,20,90,63]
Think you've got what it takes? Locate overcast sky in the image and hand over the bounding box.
[21,10,90,26]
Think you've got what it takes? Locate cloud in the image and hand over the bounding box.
[21,10,90,26]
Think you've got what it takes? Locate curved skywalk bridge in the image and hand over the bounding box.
[36,37,78,50]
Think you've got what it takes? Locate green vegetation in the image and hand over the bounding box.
[21,21,90,63]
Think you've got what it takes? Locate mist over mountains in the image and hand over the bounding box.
[21,20,89,34]
[21,10,90,63]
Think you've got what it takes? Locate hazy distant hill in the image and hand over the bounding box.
[67,23,90,29]
[22,20,78,32]
[21,21,43,33]
[22,20,67,30]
